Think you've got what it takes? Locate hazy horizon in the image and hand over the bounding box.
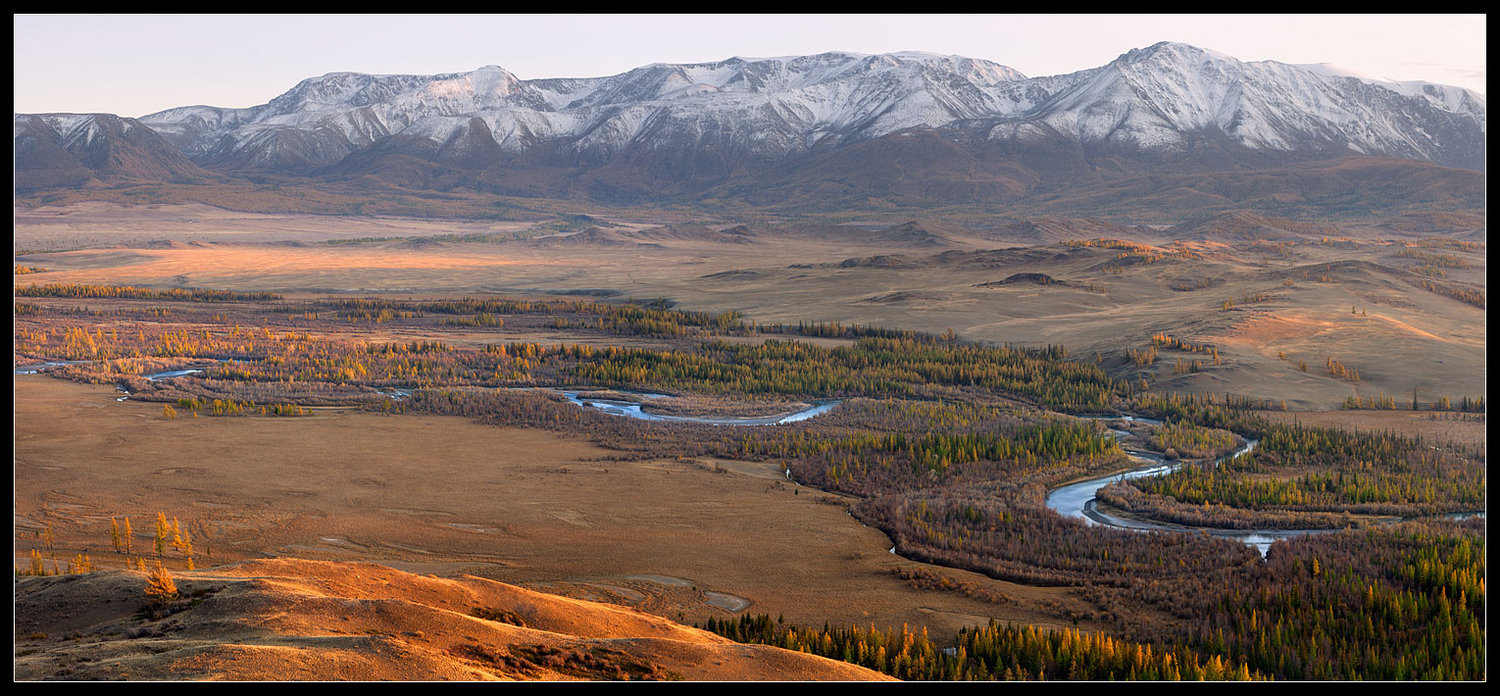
[13,14,1487,117]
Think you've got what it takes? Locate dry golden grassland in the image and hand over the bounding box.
[15,557,893,681]
[15,377,1080,643]
[12,203,1485,680]
[15,205,1484,410]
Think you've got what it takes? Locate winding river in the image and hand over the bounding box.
[1044,424,1317,556]
[1046,415,1483,556]
[14,360,88,374]
[22,359,1475,554]
[18,359,836,425]
[545,396,1375,556]
[558,390,840,426]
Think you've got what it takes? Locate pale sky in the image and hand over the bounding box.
[13,14,1488,117]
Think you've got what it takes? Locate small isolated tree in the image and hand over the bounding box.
[144,561,178,606]
[174,520,194,562]
[171,517,186,555]
[110,518,123,553]
[121,517,134,554]
[163,404,177,420]
[154,513,169,557]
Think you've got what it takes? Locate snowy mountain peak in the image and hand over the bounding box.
[91,45,1483,175]
[1123,41,1232,62]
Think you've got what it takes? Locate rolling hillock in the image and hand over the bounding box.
[14,559,890,681]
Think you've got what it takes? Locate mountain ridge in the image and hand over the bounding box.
[14,43,1486,212]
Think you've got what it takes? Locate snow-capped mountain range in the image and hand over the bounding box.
[129,51,1041,169]
[16,42,1486,201]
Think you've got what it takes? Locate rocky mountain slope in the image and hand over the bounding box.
[14,113,217,191]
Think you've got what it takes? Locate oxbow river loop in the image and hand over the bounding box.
[21,360,1477,555]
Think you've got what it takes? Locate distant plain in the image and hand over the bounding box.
[15,203,1487,410]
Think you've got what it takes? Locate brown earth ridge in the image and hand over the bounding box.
[15,558,890,681]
